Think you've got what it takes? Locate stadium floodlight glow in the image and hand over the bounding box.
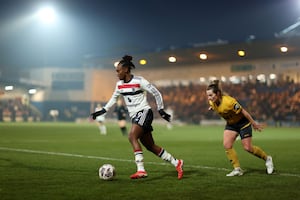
[5,85,14,91]
[238,50,246,57]
[199,77,206,83]
[229,76,240,84]
[257,74,266,83]
[280,46,288,53]
[139,59,147,65]
[241,76,247,82]
[114,61,119,68]
[209,76,217,82]
[37,6,56,24]
[199,53,207,60]
[270,74,277,80]
[168,56,176,63]
[28,89,37,94]
[221,76,226,82]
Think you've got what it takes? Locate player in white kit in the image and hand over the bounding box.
[91,55,184,180]
[94,103,107,135]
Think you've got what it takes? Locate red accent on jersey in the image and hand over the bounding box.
[118,84,140,89]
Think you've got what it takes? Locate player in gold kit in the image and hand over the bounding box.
[206,80,274,176]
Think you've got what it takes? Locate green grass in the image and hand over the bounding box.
[0,122,300,200]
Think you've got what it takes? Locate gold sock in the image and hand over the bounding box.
[251,146,267,160]
[225,148,240,168]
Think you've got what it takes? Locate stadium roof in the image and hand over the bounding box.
[275,18,300,38]
[83,36,300,69]
[82,19,300,69]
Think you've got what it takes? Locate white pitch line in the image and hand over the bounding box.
[0,147,227,171]
[0,146,134,163]
[0,146,299,178]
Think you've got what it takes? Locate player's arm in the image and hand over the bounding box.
[90,85,120,120]
[241,108,264,131]
[91,108,106,120]
[142,78,171,122]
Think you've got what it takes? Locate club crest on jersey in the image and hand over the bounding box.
[234,103,241,111]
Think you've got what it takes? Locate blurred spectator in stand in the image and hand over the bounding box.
[114,98,128,136]
[95,103,107,135]
[0,101,3,122]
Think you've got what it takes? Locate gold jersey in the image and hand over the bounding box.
[209,95,244,125]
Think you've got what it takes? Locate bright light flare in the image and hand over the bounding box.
[280,46,288,53]
[238,50,246,57]
[114,61,119,68]
[168,56,176,63]
[28,89,37,94]
[37,6,56,24]
[5,86,14,91]
[199,53,207,60]
[139,59,147,65]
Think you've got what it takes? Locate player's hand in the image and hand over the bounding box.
[159,109,171,122]
[252,122,266,132]
[90,108,106,120]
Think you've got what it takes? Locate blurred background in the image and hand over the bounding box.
[0,0,299,126]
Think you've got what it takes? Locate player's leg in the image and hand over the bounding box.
[101,123,107,135]
[240,126,268,159]
[140,132,184,179]
[241,137,268,159]
[140,132,178,166]
[224,129,243,176]
[98,121,107,135]
[118,119,127,135]
[128,123,148,179]
[128,109,154,178]
[120,126,127,135]
[241,136,274,174]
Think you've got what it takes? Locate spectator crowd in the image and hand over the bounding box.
[154,80,300,126]
[1,80,299,126]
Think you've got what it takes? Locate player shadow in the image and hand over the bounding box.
[140,169,207,181]
[242,168,278,175]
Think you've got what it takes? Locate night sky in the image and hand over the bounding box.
[0,0,299,68]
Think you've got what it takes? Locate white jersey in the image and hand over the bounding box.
[103,76,164,118]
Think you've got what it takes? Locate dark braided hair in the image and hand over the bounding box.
[119,55,135,72]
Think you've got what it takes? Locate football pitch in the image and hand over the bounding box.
[0,122,300,200]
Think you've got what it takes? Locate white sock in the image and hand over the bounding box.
[134,150,145,171]
[102,126,107,134]
[159,148,178,167]
[99,125,107,134]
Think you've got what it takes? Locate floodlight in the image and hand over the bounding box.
[5,86,14,91]
[28,89,37,94]
[199,53,207,60]
[139,59,147,65]
[37,6,56,24]
[168,56,176,63]
[114,61,119,68]
[280,46,288,53]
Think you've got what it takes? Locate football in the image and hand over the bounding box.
[98,164,115,180]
